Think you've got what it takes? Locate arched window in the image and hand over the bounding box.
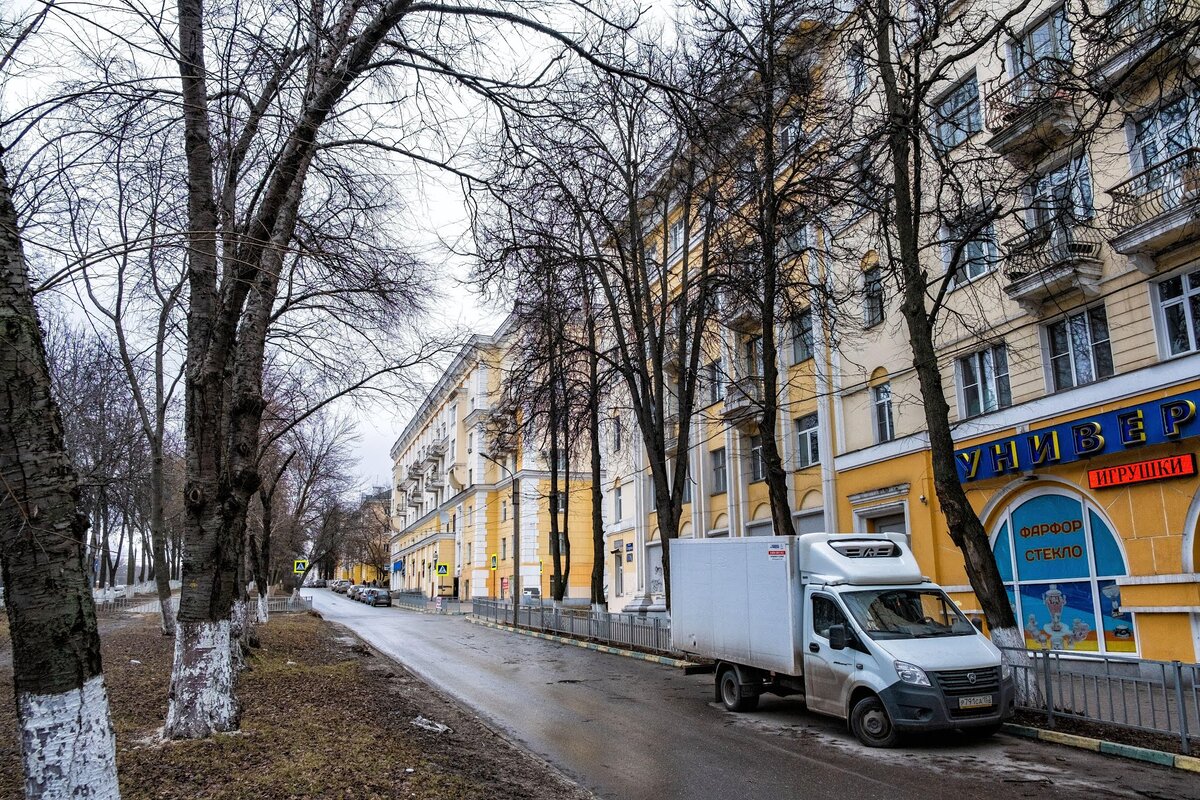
[991,488,1135,654]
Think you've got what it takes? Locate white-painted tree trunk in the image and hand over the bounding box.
[229,599,249,672]
[256,594,269,624]
[164,620,238,739]
[158,596,176,637]
[991,625,1040,705]
[19,674,120,799]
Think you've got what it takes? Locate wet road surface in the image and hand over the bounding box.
[306,590,1199,800]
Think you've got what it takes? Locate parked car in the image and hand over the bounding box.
[348,585,365,600]
[332,580,350,594]
[309,578,327,588]
[366,588,392,608]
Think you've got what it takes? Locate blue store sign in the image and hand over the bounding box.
[956,389,1200,483]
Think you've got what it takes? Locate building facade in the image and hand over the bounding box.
[600,0,1200,662]
[389,317,598,601]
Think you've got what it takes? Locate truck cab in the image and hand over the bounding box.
[672,534,1015,747]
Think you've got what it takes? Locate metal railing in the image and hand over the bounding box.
[721,375,763,422]
[1003,220,1103,278]
[1083,0,1197,68]
[1002,647,1199,754]
[473,599,673,655]
[1109,147,1200,233]
[96,594,311,617]
[985,56,1075,131]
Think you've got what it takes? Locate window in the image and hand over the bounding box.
[1028,156,1093,229]
[501,538,507,561]
[1158,268,1200,356]
[612,416,622,452]
[812,595,849,640]
[550,490,563,514]
[863,267,884,328]
[467,468,474,487]
[682,476,693,504]
[467,432,474,453]
[1047,306,1114,391]
[748,435,766,482]
[792,309,815,363]
[935,76,981,150]
[796,414,820,468]
[779,116,804,153]
[707,359,725,404]
[502,500,508,521]
[1135,94,1199,173]
[1013,5,1071,72]
[711,448,728,494]
[873,382,895,443]
[958,345,1012,418]
[614,485,624,520]
[990,490,1133,654]
[846,43,868,98]
[945,217,997,285]
[669,218,685,255]
[744,335,763,376]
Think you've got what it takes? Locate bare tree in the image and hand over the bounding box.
[0,131,120,800]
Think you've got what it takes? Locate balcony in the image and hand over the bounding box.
[463,402,491,429]
[428,435,449,457]
[1084,0,1199,89]
[721,294,763,333]
[407,491,423,508]
[985,57,1083,161]
[720,376,763,428]
[1002,222,1104,313]
[663,412,682,454]
[1109,148,1200,270]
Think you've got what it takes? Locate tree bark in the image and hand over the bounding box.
[0,155,121,799]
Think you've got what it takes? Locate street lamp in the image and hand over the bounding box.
[481,450,520,627]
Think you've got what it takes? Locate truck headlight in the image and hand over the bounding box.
[894,660,931,687]
[1000,662,1012,681]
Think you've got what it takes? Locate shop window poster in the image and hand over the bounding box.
[1098,579,1136,653]
[1011,494,1091,582]
[1019,582,1099,651]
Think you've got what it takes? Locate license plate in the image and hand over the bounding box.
[958,694,994,709]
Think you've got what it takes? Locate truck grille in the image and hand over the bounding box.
[933,667,1000,695]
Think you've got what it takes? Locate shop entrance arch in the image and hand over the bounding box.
[989,484,1135,655]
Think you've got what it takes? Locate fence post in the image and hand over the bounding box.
[1042,652,1055,728]
[1173,661,1190,755]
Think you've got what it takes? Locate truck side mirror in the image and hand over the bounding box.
[828,624,849,651]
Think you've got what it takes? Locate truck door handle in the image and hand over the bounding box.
[808,643,819,653]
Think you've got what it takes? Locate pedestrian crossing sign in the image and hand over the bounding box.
[293,559,308,574]
[490,555,497,570]
[436,564,448,575]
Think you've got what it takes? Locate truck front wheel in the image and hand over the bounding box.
[850,695,899,747]
[718,667,759,712]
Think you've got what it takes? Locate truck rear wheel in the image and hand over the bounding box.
[850,695,899,747]
[718,667,759,712]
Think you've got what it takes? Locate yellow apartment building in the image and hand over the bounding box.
[389,316,598,601]
[601,0,1200,661]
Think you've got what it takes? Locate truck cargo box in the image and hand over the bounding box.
[670,536,804,675]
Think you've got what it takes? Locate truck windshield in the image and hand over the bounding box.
[840,589,977,640]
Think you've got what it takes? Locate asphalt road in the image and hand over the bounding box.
[306,590,1199,800]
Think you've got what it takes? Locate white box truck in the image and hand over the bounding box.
[670,534,1014,747]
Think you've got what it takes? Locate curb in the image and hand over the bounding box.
[466,616,695,669]
[1003,723,1200,772]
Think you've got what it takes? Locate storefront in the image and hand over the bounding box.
[955,386,1200,662]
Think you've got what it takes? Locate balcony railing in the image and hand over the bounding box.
[1005,220,1103,276]
[985,57,1081,158]
[721,376,763,425]
[1083,0,1198,80]
[1110,147,1200,236]
[986,57,1074,129]
[1002,221,1104,308]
